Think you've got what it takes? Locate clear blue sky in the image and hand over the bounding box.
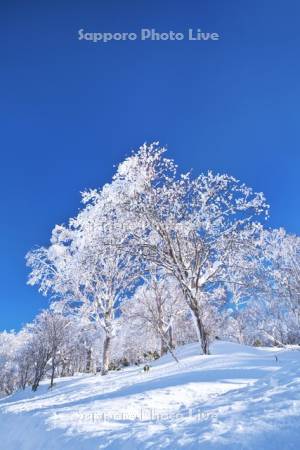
[1,0,299,330]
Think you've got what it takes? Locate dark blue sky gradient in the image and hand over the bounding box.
[1,0,300,330]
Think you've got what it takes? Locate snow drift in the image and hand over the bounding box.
[0,341,300,450]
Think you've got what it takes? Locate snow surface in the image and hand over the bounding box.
[1,341,300,450]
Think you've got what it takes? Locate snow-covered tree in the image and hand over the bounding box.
[27,182,140,375]
[111,143,269,353]
[242,229,300,346]
[122,269,188,360]
[0,331,21,396]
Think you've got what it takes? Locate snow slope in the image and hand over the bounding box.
[1,341,300,450]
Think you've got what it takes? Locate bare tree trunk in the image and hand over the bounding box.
[32,380,39,392]
[50,359,55,388]
[101,335,111,375]
[32,353,50,391]
[86,348,92,373]
[168,325,174,349]
[20,365,30,390]
[160,327,174,357]
[191,306,210,355]
[32,368,43,392]
[158,328,179,362]
[160,336,168,356]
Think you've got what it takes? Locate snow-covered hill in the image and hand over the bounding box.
[1,341,300,450]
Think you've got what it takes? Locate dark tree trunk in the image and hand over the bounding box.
[160,326,174,357]
[86,348,92,373]
[32,364,47,391]
[50,358,56,389]
[191,307,210,355]
[101,335,111,375]
[32,370,43,392]
[168,325,174,349]
[60,360,68,377]
[160,338,168,357]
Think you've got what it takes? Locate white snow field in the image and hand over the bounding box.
[1,341,300,450]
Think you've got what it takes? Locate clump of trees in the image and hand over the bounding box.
[1,143,299,397]
[0,310,104,396]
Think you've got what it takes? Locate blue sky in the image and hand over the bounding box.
[1,0,300,330]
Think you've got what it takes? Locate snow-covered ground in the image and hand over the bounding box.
[1,341,300,450]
